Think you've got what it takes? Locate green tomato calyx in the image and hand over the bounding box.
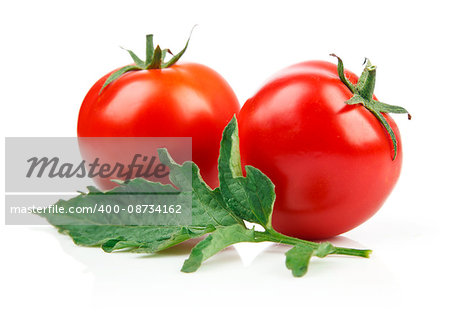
[100,26,196,93]
[330,54,411,160]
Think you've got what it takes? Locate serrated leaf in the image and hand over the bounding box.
[158,148,243,227]
[218,116,276,229]
[285,245,314,277]
[37,149,243,253]
[60,224,215,253]
[181,224,256,273]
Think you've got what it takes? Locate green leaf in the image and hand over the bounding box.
[37,115,372,277]
[120,47,145,68]
[345,94,366,106]
[144,34,155,66]
[367,105,399,160]
[181,224,256,273]
[161,25,196,68]
[37,150,242,253]
[61,224,214,254]
[285,242,336,277]
[148,45,163,69]
[372,101,410,117]
[100,65,141,93]
[158,148,243,227]
[330,53,355,93]
[218,116,276,229]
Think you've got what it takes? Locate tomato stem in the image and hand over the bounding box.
[334,247,372,258]
[254,230,371,258]
[330,54,411,160]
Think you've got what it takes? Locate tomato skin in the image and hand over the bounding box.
[238,60,402,240]
[78,62,240,189]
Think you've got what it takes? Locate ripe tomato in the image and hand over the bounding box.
[78,34,239,189]
[238,58,408,240]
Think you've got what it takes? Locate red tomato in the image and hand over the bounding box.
[238,60,403,240]
[78,32,240,189]
[78,61,240,189]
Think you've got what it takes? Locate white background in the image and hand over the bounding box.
[1,0,449,319]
